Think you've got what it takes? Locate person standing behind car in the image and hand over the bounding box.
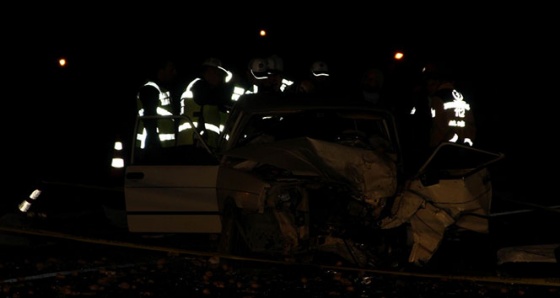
[231,57,269,101]
[360,66,387,106]
[136,56,178,150]
[294,60,338,95]
[178,57,234,149]
[401,62,476,174]
[263,54,294,93]
[425,68,476,149]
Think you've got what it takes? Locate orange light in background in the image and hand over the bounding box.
[393,51,404,60]
[58,57,67,67]
[259,29,267,37]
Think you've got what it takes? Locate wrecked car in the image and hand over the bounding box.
[123,93,504,267]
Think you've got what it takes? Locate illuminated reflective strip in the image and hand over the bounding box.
[178,122,195,132]
[448,120,466,127]
[245,85,258,95]
[156,107,173,116]
[464,138,473,146]
[111,158,124,168]
[448,133,459,143]
[443,100,470,111]
[159,133,175,141]
[224,69,233,83]
[250,69,268,80]
[204,123,221,134]
[280,79,294,91]
[138,104,173,117]
[137,128,147,149]
[409,107,436,118]
[232,86,245,101]
[144,81,171,106]
[111,141,124,169]
[312,72,329,77]
[180,78,200,114]
[18,189,42,212]
[18,201,32,212]
[29,189,41,200]
[443,91,470,119]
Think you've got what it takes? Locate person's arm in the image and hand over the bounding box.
[429,96,448,148]
[138,86,161,148]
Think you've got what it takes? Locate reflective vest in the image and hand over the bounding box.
[178,78,226,149]
[136,81,175,148]
[430,88,476,147]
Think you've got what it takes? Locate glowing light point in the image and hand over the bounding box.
[259,30,266,37]
[58,58,67,67]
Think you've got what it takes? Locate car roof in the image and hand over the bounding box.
[233,93,393,116]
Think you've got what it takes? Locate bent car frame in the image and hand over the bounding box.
[123,93,504,267]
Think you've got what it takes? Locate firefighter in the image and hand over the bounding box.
[425,69,476,148]
[404,63,476,174]
[178,58,234,149]
[294,60,336,95]
[231,57,269,101]
[135,57,178,150]
[264,54,294,93]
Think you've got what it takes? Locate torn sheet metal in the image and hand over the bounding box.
[224,137,398,205]
[380,168,493,265]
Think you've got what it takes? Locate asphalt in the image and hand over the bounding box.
[1,221,559,297]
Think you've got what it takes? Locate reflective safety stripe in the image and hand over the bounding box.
[136,80,176,148]
[111,141,124,168]
[280,78,294,92]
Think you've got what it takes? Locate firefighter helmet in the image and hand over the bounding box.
[248,58,268,80]
[311,61,329,77]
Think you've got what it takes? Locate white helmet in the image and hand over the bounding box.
[202,57,232,82]
[311,61,329,77]
[202,57,228,73]
[248,58,268,80]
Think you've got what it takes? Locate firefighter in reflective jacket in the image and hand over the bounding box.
[231,57,269,101]
[136,80,176,149]
[429,82,476,148]
[178,58,233,149]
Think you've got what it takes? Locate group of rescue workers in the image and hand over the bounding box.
[124,53,477,176]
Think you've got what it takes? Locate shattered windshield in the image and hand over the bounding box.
[234,109,395,153]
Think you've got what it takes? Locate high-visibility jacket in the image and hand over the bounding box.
[136,81,175,149]
[178,78,227,149]
[429,88,476,147]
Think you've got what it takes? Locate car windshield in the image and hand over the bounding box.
[232,109,395,152]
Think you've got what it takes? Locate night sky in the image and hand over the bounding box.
[5,5,537,204]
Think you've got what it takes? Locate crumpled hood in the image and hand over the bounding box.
[223,137,398,202]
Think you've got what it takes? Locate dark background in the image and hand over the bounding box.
[4,4,545,208]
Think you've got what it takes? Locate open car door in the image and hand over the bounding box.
[124,115,222,233]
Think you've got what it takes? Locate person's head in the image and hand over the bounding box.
[265,54,285,91]
[310,61,330,83]
[146,55,178,85]
[201,57,230,86]
[247,57,268,83]
[361,67,384,92]
[421,61,455,94]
